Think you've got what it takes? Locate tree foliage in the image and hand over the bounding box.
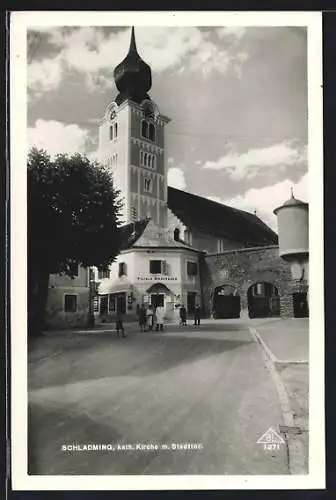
[28,148,123,336]
[28,147,123,275]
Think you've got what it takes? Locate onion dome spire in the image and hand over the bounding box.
[114,26,152,105]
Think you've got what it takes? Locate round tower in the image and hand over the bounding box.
[274,189,309,318]
[273,188,309,260]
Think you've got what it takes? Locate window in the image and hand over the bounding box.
[93,296,99,312]
[256,283,265,295]
[141,120,156,143]
[187,261,198,277]
[109,126,113,140]
[150,260,163,274]
[149,123,156,141]
[131,206,137,222]
[98,267,110,279]
[114,122,118,138]
[108,294,116,312]
[118,262,127,277]
[64,294,77,313]
[140,150,156,169]
[69,262,78,276]
[144,178,152,192]
[174,228,180,241]
[217,239,225,253]
[141,120,148,139]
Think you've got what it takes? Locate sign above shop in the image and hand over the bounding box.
[137,276,178,281]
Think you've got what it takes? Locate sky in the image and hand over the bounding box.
[27,25,308,231]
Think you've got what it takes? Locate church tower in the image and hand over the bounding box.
[98,27,171,227]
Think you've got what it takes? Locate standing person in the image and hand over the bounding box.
[116,308,126,338]
[155,304,165,332]
[194,303,201,326]
[138,304,147,332]
[146,303,154,331]
[180,304,187,326]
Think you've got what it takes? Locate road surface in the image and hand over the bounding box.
[28,320,289,475]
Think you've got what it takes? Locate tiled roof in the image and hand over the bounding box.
[167,186,278,246]
[119,218,199,251]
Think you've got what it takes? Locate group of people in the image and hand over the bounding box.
[179,304,201,326]
[137,303,165,332]
[115,302,202,337]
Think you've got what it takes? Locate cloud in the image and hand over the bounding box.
[208,173,308,231]
[28,119,89,156]
[168,167,186,190]
[28,55,63,97]
[203,141,307,180]
[28,26,250,96]
[216,27,247,41]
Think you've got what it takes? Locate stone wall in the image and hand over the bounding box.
[201,245,308,318]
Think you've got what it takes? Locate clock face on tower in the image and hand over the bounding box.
[106,103,117,123]
[109,108,116,122]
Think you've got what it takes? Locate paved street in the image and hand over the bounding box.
[28,320,290,475]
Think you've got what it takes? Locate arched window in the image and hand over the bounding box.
[149,123,156,142]
[114,123,118,138]
[144,153,147,166]
[109,126,113,141]
[174,228,180,241]
[140,151,143,166]
[141,120,148,139]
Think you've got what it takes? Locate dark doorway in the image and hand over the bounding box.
[187,292,196,314]
[116,293,126,314]
[293,292,309,318]
[213,285,240,319]
[151,293,164,308]
[247,282,280,318]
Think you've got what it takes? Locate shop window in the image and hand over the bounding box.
[93,296,99,312]
[64,294,77,313]
[108,294,116,312]
[118,262,127,277]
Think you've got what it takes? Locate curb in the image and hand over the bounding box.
[249,326,307,475]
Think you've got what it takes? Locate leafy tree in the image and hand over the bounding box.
[28,148,123,338]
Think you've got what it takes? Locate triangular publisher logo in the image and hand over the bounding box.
[257,427,285,444]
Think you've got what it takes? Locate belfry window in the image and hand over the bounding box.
[149,123,155,141]
[141,120,148,139]
[144,178,152,193]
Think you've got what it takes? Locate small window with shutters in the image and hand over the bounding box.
[118,262,127,277]
[149,260,162,274]
[187,261,198,277]
[64,294,77,313]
